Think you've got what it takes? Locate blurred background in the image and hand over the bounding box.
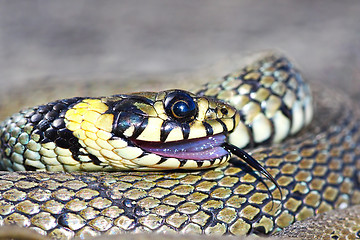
[0,0,359,99]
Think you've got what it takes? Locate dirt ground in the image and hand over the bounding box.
[0,1,359,100]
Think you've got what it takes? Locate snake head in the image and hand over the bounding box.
[107,89,240,170]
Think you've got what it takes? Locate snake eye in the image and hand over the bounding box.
[164,91,197,121]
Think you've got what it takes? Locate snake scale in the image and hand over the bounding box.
[0,52,359,240]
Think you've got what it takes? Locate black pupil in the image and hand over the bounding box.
[172,101,192,118]
[164,91,197,121]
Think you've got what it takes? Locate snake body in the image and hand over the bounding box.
[0,53,359,239]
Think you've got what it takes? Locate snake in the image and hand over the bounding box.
[0,52,359,240]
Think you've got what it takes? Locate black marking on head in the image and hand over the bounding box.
[89,154,102,166]
[179,159,187,168]
[181,123,190,140]
[160,120,181,142]
[69,144,98,166]
[110,99,147,116]
[216,119,228,133]
[231,116,237,133]
[58,128,74,139]
[156,157,168,165]
[45,128,79,149]
[137,152,147,159]
[202,122,213,136]
[131,117,149,140]
[54,138,70,149]
[218,156,226,165]
[207,158,217,166]
[111,94,154,106]
[113,112,146,138]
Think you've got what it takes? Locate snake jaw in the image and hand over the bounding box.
[106,90,239,169]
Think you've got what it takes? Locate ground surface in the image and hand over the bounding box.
[0,1,359,99]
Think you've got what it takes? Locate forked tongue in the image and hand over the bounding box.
[132,134,228,160]
[222,142,283,201]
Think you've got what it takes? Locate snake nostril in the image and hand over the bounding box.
[220,108,228,115]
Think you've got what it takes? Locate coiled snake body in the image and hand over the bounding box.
[0,53,359,239]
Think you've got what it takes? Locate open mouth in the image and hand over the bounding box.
[131,134,229,160]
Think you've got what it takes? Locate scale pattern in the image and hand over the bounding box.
[0,99,359,239]
[196,55,313,148]
[0,53,359,239]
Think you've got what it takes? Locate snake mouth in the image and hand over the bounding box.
[131,134,229,161]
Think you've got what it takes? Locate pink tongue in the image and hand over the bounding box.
[132,134,228,160]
